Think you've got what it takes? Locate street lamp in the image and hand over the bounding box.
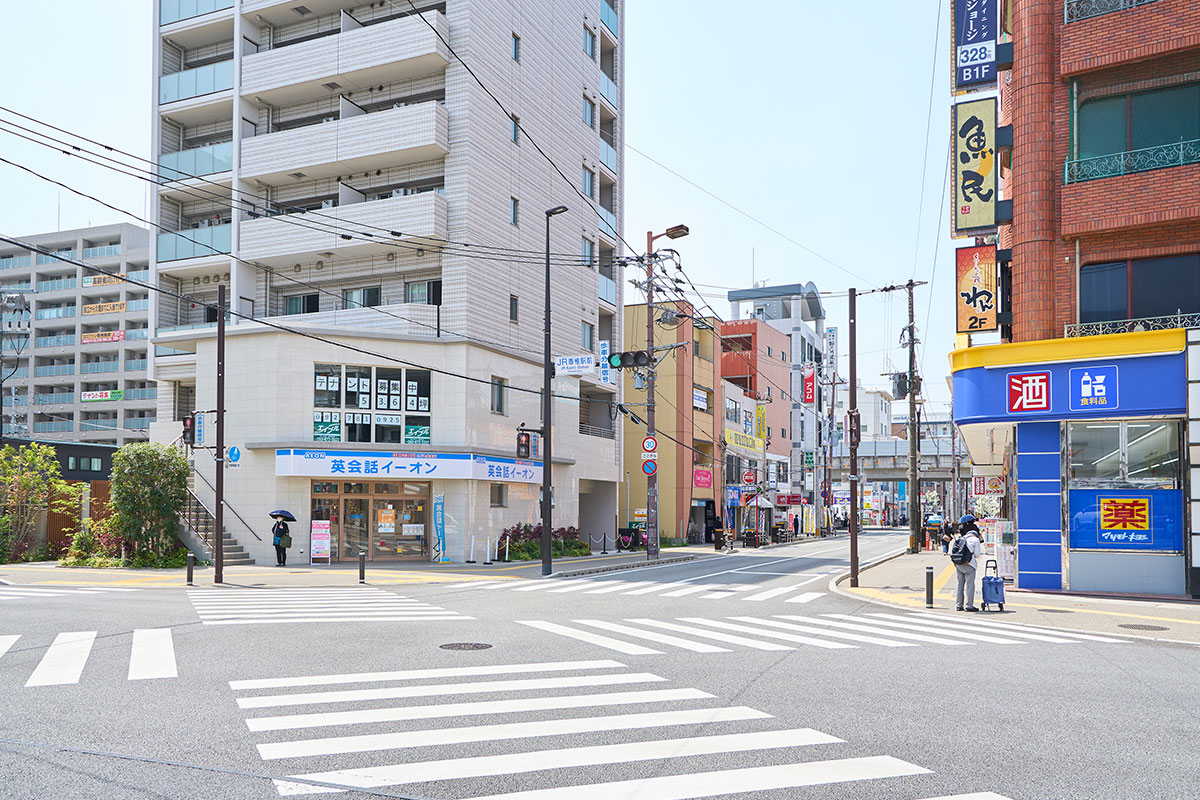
[542,205,568,576]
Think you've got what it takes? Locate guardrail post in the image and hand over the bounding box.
[186,552,194,586]
[601,531,608,555]
[926,565,935,608]
[359,551,366,584]
[466,537,476,564]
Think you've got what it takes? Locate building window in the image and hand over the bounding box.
[766,386,772,398]
[767,426,772,438]
[285,294,319,315]
[67,456,77,470]
[491,376,507,414]
[766,346,772,357]
[509,295,519,322]
[583,26,595,58]
[581,321,594,352]
[1068,421,1179,487]
[582,166,595,198]
[1080,254,1200,323]
[510,197,520,226]
[511,33,520,62]
[405,280,442,306]
[510,115,520,143]
[725,397,739,424]
[343,287,381,309]
[781,427,787,439]
[1078,82,1200,160]
[581,238,595,268]
[490,483,508,507]
[314,364,340,408]
[583,96,595,128]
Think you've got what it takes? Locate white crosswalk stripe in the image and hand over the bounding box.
[438,576,836,603]
[0,585,141,602]
[186,587,472,624]
[25,631,96,686]
[1,628,180,688]
[128,628,177,680]
[219,658,1014,798]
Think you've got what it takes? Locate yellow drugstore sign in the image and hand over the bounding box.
[1100,498,1150,531]
[82,301,126,315]
[725,428,764,453]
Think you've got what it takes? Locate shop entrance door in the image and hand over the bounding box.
[342,498,370,557]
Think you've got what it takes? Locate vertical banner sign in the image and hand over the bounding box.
[310,520,331,564]
[755,404,767,438]
[433,493,448,563]
[599,339,611,385]
[824,327,837,374]
[952,97,997,236]
[952,0,997,93]
[803,364,816,404]
[955,245,998,332]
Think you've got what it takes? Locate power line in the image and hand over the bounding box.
[910,0,944,281]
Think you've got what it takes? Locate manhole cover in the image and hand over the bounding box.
[439,642,492,651]
[1118,623,1169,631]
[1036,608,1073,613]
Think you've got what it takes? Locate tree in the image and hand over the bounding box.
[0,443,64,560]
[109,442,189,556]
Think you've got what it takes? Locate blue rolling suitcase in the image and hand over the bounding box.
[980,559,1004,611]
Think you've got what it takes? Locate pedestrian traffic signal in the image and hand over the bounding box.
[607,350,650,369]
[516,430,532,459]
[182,414,195,446]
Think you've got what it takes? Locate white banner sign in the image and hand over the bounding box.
[276,449,542,483]
[554,354,595,376]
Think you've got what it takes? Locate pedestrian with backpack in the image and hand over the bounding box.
[950,521,982,611]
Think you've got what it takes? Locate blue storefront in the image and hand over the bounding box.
[952,330,1193,597]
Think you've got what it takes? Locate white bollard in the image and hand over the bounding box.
[466,537,476,564]
[484,537,493,565]
[504,537,510,562]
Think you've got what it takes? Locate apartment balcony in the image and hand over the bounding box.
[81,419,119,432]
[601,0,619,37]
[240,12,449,105]
[81,361,120,375]
[599,273,617,306]
[0,255,31,269]
[33,421,73,433]
[1065,313,1198,337]
[239,192,446,266]
[1065,140,1200,184]
[34,364,75,377]
[598,205,618,241]
[241,102,448,184]
[158,141,233,182]
[1062,154,1200,237]
[156,223,232,263]
[34,393,74,406]
[126,358,149,372]
[159,0,233,26]
[34,335,75,348]
[35,307,75,320]
[1064,0,1161,23]
[1061,0,1185,76]
[599,136,618,175]
[35,278,76,293]
[598,72,618,110]
[125,418,155,430]
[160,60,234,105]
[81,245,121,259]
[126,388,158,400]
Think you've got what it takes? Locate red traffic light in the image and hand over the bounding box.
[182,414,195,445]
[516,431,532,459]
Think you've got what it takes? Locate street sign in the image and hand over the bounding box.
[641,436,657,453]
[227,445,242,469]
[641,452,658,461]
[742,469,755,486]
[554,354,595,376]
[642,460,658,477]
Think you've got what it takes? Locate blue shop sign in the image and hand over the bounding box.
[954,352,1184,426]
[954,0,996,90]
[725,485,742,506]
[1067,489,1183,552]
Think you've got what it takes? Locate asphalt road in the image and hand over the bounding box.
[2,530,1198,799]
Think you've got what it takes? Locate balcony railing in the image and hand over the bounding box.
[35,335,75,348]
[599,136,618,174]
[36,278,75,292]
[81,361,120,374]
[126,299,150,312]
[34,364,74,377]
[1065,313,1200,337]
[35,393,74,405]
[599,273,617,305]
[33,421,73,433]
[1065,139,1200,183]
[37,250,74,265]
[160,0,233,26]
[124,418,155,430]
[160,60,234,104]
[599,71,618,109]
[1064,0,1161,23]
[601,0,618,36]
[82,245,121,259]
[598,205,618,240]
[157,223,232,262]
[35,307,75,320]
[158,141,233,182]
[580,422,615,439]
[126,329,150,340]
[126,359,148,371]
[128,270,151,283]
[0,256,31,269]
[126,388,158,400]
[81,419,118,431]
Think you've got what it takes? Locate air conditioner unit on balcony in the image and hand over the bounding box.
[321,199,336,209]
[391,188,405,198]
[323,116,336,123]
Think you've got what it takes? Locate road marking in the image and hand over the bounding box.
[256,706,772,760]
[462,756,930,800]
[274,728,840,793]
[660,585,717,598]
[678,618,856,650]
[627,619,794,651]
[25,631,96,687]
[546,581,599,593]
[511,582,562,592]
[729,616,916,648]
[873,614,1081,644]
[231,659,626,691]
[584,581,650,594]
[128,628,177,681]
[743,586,800,602]
[247,687,714,732]
[916,794,1016,800]
[515,621,663,655]
[626,582,693,595]
[479,580,532,590]
[204,615,471,625]
[775,615,973,645]
[237,672,669,709]
[785,592,826,604]
[575,620,730,653]
[901,613,1130,643]
[195,609,451,618]
[0,634,18,659]
[822,614,1026,644]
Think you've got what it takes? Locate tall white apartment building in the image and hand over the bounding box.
[149,0,625,564]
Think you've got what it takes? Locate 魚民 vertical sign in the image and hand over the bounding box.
[955,245,998,333]
[952,97,997,236]
[952,0,997,93]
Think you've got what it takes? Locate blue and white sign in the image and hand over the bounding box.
[724,485,742,506]
[228,446,241,463]
[433,493,447,563]
[554,354,595,376]
[195,412,205,445]
[1069,365,1119,412]
[954,0,996,91]
[1068,489,1183,552]
[275,449,542,483]
[599,340,611,385]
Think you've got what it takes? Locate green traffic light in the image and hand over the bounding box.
[608,354,623,368]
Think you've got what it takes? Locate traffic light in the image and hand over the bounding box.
[607,350,650,369]
[516,430,531,459]
[182,414,195,446]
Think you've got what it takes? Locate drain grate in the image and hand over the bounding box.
[1118,623,1169,631]
[1036,608,1073,613]
[440,642,493,651]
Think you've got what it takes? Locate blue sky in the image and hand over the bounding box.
[0,0,957,406]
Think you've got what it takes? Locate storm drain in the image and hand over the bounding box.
[1036,608,1073,614]
[440,642,493,651]
[1118,623,1170,631]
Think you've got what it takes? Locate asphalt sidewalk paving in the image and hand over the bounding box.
[838,548,1200,645]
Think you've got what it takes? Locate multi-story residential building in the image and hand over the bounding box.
[951,0,1199,596]
[149,0,625,564]
[0,224,156,444]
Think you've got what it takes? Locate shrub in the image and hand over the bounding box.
[496,523,590,560]
[109,442,188,558]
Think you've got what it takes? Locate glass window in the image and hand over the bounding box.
[581,238,594,268]
[345,412,371,442]
[490,483,508,507]
[511,197,520,226]
[1079,262,1127,323]
[491,376,507,414]
[407,370,431,414]
[582,166,595,198]
[375,418,403,444]
[313,481,338,494]
[375,368,405,412]
[581,321,594,352]
[68,456,77,470]
[583,26,595,58]
[1132,84,1200,151]
[285,294,318,315]
[1078,96,1126,160]
[511,33,520,61]
[344,366,372,410]
[375,482,401,495]
[343,482,368,494]
[509,295,518,322]
[510,115,520,143]
[1126,422,1179,487]
[1069,421,1180,487]
[1131,255,1200,319]
[405,415,431,444]
[405,281,427,305]
[314,364,340,408]
[343,287,381,309]
[583,97,595,128]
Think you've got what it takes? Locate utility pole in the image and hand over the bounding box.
[542,206,568,576]
[848,287,859,587]
[906,279,921,555]
[644,236,660,562]
[214,284,225,585]
[950,394,959,525]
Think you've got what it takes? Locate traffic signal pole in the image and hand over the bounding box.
[644,230,659,561]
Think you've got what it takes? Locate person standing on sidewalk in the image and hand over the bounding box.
[950,523,981,611]
[272,517,292,567]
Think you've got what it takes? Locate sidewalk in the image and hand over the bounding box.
[838,549,1200,645]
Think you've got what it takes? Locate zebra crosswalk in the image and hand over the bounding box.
[186,586,473,625]
[0,627,178,687]
[445,573,839,604]
[225,657,1019,798]
[516,612,1130,656]
[0,585,141,602]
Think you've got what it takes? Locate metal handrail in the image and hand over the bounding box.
[190,460,262,541]
[1065,314,1198,337]
[1065,138,1200,184]
[1064,0,1161,23]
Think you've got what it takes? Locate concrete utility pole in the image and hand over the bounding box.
[906,280,921,554]
[214,283,225,585]
[542,206,568,576]
[848,288,859,587]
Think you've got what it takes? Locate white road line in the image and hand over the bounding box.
[196,610,452,618]
[546,582,598,593]
[25,631,96,687]
[729,616,916,648]
[629,619,794,651]
[660,585,716,598]
[0,589,70,597]
[0,634,18,659]
[784,592,826,604]
[625,582,692,595]
[89,588,140,592]
[915,794,1017,800]
[231,659,626,691]
[679,618,856,650]
[511,582,562,592]
[128,629,177,681]
[237,672,668,709]
[822,614,1026,645]
[700,592,740,599]
[515,621,663,654]
[743,586,798,602]
[676,544,850,583]
[873,614,1081,644]
[479,580,532,590]
[463,755,930,800]
[788,573,835,587]
[448,581,503,588]
[247,687,714,732]
[204,615,471,625]
[256,706,772,760]
[275,728,841,794]
[574,620,730,653]
[774,615,973,646]
[584,581,648,594]
[187,589,397,595]
[901,612,1131,643]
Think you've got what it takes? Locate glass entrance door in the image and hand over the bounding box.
[342,498,370,557]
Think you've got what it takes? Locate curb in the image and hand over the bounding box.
[551,554,699,578]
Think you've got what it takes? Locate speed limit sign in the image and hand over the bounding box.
[641,436,658,453]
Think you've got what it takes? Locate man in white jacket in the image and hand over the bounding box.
[951,525,982,612]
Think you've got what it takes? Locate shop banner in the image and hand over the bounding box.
[725,428,765,453]
[824,327,837,373]
[310,520,331,562]
[692,467,713,489]
[952,97,997,236]
[82,273,126,287]
[81,390,123,403]
[81,330,126,344]
[275,449,542,483]
[803,364,815,404]
[433,494,447,563]
[955,245,997,333]
[82,301,126,315]
[692,388,708,411]
[951,0,997,93]
[1068,489,1183,552]
[972,476,1004,495]
[755,405,767,438]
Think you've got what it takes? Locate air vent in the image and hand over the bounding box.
[292,5,312,16]
[323,81,342,91]
[288,172,306,180]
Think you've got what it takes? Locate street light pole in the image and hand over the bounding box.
[542,206,568,577]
